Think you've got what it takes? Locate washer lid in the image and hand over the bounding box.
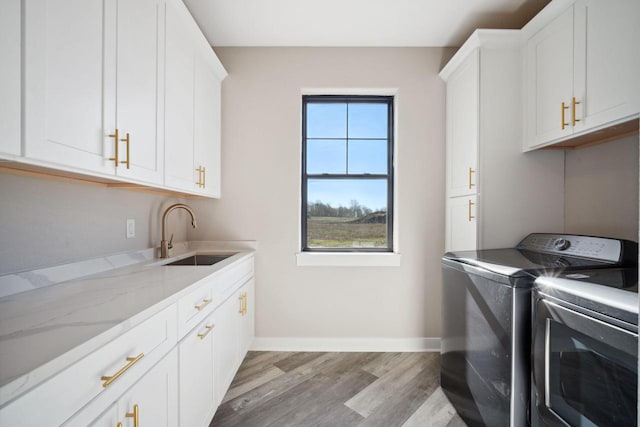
[443,248,615,278]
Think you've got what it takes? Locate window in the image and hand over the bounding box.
[301,95,394,252]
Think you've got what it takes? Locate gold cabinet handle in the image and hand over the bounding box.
[197,324,215,340]
[202,166,206,188]
[238,293,244,314]
[561,102,569,130]
[194,298,211,311]
[468,167,475,190]
[125,404,139,427]
[196,166,204,188]
[468,199,475,222]
[120,132,130,169]
[571,97,581,126]
[101,353,144,388]
[108,129,119,167]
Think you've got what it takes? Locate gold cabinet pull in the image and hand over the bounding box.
[468,199,475,222]
[468,167,475,190]
[238,293,244,314]
[571,97,581,126]
[561,102,569,130]
[202,166,206,188]
[120,132,130,169]
[101,353,144,388]
[125,404,139,427]
[194,298,211,311]
[196,166,204,188]
[197,324,215,340]
[108,129,119,167]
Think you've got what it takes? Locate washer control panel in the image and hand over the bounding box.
[519,234,623,263]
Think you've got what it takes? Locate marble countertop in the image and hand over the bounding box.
[0,241,256,406]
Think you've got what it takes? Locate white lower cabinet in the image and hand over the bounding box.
[0,255,255,427]
[445,196,477,252]
[86,348,178,427]
[178,314,216,427]
[213,286,243,403]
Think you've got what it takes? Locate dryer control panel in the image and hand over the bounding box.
[518,234,631,263]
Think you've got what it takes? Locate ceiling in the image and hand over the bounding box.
[183,0,550,48]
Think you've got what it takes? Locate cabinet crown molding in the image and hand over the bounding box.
[439,29,522,81]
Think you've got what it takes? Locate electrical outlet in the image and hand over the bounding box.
[126,219,135,238]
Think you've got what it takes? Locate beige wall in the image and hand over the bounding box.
[0,172,188,275]
[564,134,639,242]
[188,47,454,340]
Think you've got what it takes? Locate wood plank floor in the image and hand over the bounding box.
[210,352,466,427]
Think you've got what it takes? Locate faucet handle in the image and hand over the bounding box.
[168,233,174,250]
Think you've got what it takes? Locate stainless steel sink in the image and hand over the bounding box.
[165,254,234,266]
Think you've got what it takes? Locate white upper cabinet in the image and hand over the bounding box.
[23,0,115,175]
[446,50,479,198]
[23,0,164,184]
[524,5,574,148]
[108,0,165,185]
[15,0,226,196]
[523,0,640,150]
[573,0,640,132]
[164,0,196,192]
[165,0,226,197]
[0,0,21,156]
[194,50,223,198]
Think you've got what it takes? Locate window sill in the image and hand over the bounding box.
[296,252,401,267]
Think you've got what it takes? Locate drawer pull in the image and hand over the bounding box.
[197,324,215,340]
[101,353,144,388]
[195,298,211,311]
[125,404,139,427]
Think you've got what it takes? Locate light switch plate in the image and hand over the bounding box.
[126,219,135,238]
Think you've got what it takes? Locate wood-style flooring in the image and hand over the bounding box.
[210,352,466,427]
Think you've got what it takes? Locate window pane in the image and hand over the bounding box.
[306,179,388,248]
[306,103,346,138]
[348,139,388,174]
[348,103,388,138]
[307,139,346,174]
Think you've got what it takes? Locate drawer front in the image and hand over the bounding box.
[213,256,254,305]
[0,305,177,427]
[177,278,215,338]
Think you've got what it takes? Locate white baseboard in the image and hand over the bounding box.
[250,337,441,352]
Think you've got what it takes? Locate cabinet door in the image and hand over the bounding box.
[213,292,241,405]
[194,50,222,198]
[23,0,115,175]
[179,316,216,427]
[118,348,178,427]
[238,279,255,358]
[524,5,575,149]
[111,0,164,185]
[164,0,197,191]
[446,50,478,198]
[0,0,21,156]
[445,195,477,252]
[573,0,640,132]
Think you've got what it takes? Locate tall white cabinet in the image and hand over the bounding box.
[441,30,565,252]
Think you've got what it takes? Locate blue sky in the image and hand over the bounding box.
[306,102,389,210]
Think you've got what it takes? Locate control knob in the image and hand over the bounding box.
[553,238,570,251]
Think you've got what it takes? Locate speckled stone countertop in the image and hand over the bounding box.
[0,241,256,406]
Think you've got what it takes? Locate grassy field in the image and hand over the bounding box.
[307,216,387,248]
